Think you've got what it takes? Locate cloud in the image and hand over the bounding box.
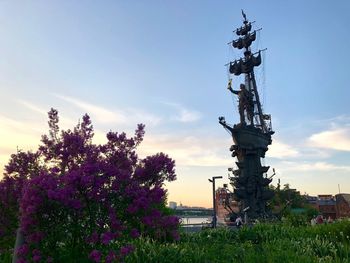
[164,102,201,123]
[313,115,350,128]
[277,161,350,172]
[139,134,230,167]
[17,100,76,127]
[54,94,162,126]
[298,148,331,159]
[125,108,162,126]
[267,140,299,159]
[17,99,48,115]
[0,114,44,136]
[175,108,201,123]
[308,128,350,151]
[302,162,350,172]
[0,114,43,177]
[54,94,127,124]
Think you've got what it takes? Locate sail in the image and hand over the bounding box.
[236,23,251,35]
[232,31,256,50]
[229,51,261,76]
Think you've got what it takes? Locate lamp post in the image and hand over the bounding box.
[208,176,222,228]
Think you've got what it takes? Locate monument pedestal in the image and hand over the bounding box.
[229,125,274,219]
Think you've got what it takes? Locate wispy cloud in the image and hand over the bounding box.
[267,140,299,159]
[313,115,350,128]
[277,161,350,172]
[176,108,201,123]
[163,102,202,123]
[17,99,48,115]
[308,128,350,152]
[54,94,127,124]
[54,94,162,126]
[139,134,230,167]
[17,99,76,127]
[0,114,43,135]
[0,114,43,176]
[125,108,162,126]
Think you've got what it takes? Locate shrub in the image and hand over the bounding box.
[0,109,179,262]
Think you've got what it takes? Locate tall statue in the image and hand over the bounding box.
[228,82,254,125]
[220,12,274,220]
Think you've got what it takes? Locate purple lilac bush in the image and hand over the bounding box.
[0,109,179,262]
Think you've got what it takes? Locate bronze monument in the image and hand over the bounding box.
[219,11,275,220]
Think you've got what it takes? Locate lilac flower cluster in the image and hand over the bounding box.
[0,109,180,261]
[0,150,40,251]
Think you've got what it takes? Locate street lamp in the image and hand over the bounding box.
[208,176,223,228]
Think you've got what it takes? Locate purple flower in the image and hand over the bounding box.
[150,209,161,218]
[16,244,29,256]
[70,199,82,210]
[120,244,134,256]
[33,255,41,262]
[130,228,140,239]
[25,205,36,214]
[32,249,41,256]
[32,249,41,262]
[142,216,153,226]
[105,250,116,263]
[126,205,138,214]
[101,231,114,245]
[89,249,102,262]
[1,109,179,261]
[27,232,44,243]
[162,216,180,227]
[87,231,99,244]
[47,189,58,200]
[171,230,180,241]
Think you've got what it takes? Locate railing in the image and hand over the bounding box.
[180,222,212,233]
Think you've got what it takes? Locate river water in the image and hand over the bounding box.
[180,217,212,225]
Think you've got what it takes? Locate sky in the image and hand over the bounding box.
[0,1,350,208]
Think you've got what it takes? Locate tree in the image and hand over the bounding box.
[269,184,307,214]
[0,109,179,262]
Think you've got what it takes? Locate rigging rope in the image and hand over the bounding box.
[262,50,266,109]
[256,28,261,49]
[256,29,264,107]
[227,37,239,116]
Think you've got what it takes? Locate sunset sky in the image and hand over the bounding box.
[0,1,350,208]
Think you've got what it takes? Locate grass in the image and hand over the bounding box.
[126,220,350,263]
[2,220,350,262]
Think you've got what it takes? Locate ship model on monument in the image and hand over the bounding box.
[219,11,275,220]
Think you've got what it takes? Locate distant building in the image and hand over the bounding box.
[336,194,350,218]
[176,202,190,210]
[318,195,337,219]
[304,195,318,209]
[215,187,239,224]
[305,194,350,220]
[168,201,177,209]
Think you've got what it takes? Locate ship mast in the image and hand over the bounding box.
[228,10,272,134]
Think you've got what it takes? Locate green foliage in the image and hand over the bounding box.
[269,183,309,216]
[281,205,320,227]
[3,220,350,262]
[126,220,350,263]
[0,252,12,263]
[284,213,309,227]
[305,205,319,220]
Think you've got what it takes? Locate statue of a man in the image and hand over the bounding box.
[229,83,254,125]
